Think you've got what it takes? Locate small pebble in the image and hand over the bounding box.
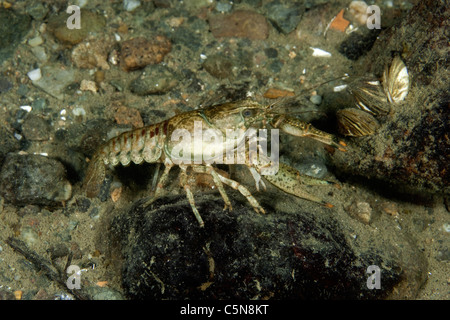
[14,290,23,300]
[296,160,328,179]
[349,1,369,25]
[0,78,13,93]
[443,223,450,233]
[380,201,399,217]
[31,46,48,62]
[72,40,111,70]
[72,106,86,118]
[31,98,47,111]
[215,1,233,13]
[21,226,39,247]
[20,105,32,112]
[80,79,98,93]
[120,36,172,71]
[123,0,141,12]
[27,68,42,81]
[114,106,144,128]
[263,88,295,99]
[202,54,234,79]
[21,114,50,141]
[347,201,372,224]
[310,47,332,58]
[264,48,278,58]
[28,36,44,47]
[310,94,322,105]
[129,65,178,95]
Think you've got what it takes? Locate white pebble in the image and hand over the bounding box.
[76,0,88,7]
[20,105,32,112]
[72,107,86,117]
[123,0,141,11]
[310,47,332,58]
[349,1,369,25]
[27,68,42,81]
[443,223,450,233]
[28,36,44,47]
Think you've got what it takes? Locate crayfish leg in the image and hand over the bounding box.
[180,166,205,227]
[191,165,233,211]
[216,174,266,214]
[262,162,333,208]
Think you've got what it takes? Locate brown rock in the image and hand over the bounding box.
[332,0,449,195]
[47,9,106,45]
[21,115,50,141]
[80,79,98,93]
[209,10,269,40]
[114,106,144,128]
[263,88,295,99]
[71,39,112,70]
[346,201,372,224]
[120,36,171,71]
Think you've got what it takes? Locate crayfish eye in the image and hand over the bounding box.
[242,109,256,118]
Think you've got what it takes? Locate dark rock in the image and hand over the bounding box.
[0,8,31,63]
[64,118,115,157]
[21,115,51,141]
[25,2,49,20]
[130,65,178,95]
[332,0,450,195]
[264,48,278,58]
[265,1,304,34]
[202,54,234,79]
[31,98,48,112]
[48,244,69,260]
[338,28,381,61]
[170,24,204,52]
[0,78,13,93]
[113,193,426,299]
[0,125,20,165]
[268,59,283,73]
[0,154,72,206]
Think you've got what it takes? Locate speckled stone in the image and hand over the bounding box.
[0,154,72,206]
[120,36,171,71]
